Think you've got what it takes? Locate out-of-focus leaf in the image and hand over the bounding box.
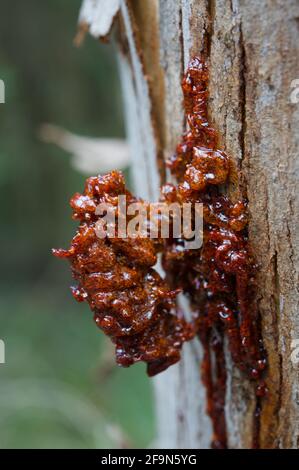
[39,123,130,174]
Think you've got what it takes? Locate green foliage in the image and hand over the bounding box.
[0,292,154,448]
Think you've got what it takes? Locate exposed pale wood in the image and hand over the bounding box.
[78,0,120,38]
[79,0,299,448]
[117,0,161,201]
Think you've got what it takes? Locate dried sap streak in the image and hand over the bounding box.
[53,171,193,377]
[164,57,267,448]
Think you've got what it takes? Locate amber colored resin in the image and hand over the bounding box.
[53,171,193,377]
[163,56,267,448]
[54,56,267,449]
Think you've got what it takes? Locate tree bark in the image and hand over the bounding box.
[78,0,299,449]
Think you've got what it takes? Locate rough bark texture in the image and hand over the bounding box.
[79,0,299,448]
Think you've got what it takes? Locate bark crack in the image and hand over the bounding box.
[206,0,215,58]
[239,22,247,172]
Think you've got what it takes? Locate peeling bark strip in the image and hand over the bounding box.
[78,0,299,448]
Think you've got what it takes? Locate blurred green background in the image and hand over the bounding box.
[0,0,154,448]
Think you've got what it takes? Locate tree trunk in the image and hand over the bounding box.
[78,0,299,449]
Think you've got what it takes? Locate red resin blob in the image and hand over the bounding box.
[163,56,267,448]
[53,171,193,377]
[53,56,267,449]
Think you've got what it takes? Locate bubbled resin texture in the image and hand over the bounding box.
[164,56,267,448]
[53,171,193,377]
[54,56,267,450]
